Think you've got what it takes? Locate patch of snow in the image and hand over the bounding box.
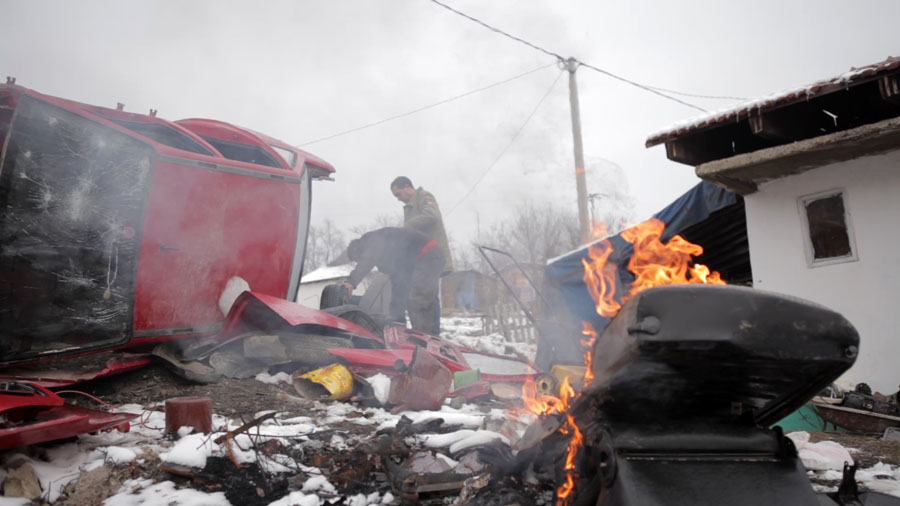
[177,426,195,438]
[381,492,395,504]
[416,430,476,448]
[104,447,137,464]
[799,440,854,471]
[301,474,337,494]
[435,453,459,468]
[256,371,292,385]
[448,430,510,454]
[441,316,535,361]
[301,263,355,283]
[646,57,900,144]
[18,443,106,503]
[365,373,392,406]
[104,479,230,506]
[786,431,810,449]
[330,434,348,451]
[409,410,484,428]
[345,492,382,506]
[159,433,215,469]
[267,491,323,506]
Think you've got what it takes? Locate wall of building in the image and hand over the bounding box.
[744,148,900,393]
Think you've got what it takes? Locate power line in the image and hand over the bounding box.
[429,0,564,62]
[429,0,743,111]
[576,61,707,113]
[643,85,747,101]
[447,70,564,216]
[297,63,556,147]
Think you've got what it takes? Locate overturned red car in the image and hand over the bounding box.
[0,82,544,449]
[0,81,333,366]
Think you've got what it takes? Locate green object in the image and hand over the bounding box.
[453,369,481,389]
[770,403,846,432]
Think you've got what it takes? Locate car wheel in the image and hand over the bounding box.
[320,283,350,309]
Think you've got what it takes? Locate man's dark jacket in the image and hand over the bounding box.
[346,227,432,287]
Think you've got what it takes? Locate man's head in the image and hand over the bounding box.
[346,239,362,262]
[390,176,416,203]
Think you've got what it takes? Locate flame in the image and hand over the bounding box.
[590,220,609,240]
[580,322,597,386]
[524,217,724,504]
[581,240,620,316]
[521,376,575,416]
[583,217,725,317]
[546,218,727,504]
[521,376,583,506]
[555,414,584,503]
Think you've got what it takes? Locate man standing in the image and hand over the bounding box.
[390,177,452,334]
[390,177,453,272]
[342,227,444,335]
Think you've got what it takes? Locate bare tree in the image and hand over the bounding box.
[348,213,403,236]
[303,218,346,272]
[481,202,582,268]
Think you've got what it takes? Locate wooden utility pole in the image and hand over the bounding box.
[566,57,591,244]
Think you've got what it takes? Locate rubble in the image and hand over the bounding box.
[2,316,900,506]
[2,462,42,500]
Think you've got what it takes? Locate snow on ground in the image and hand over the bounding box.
[441,315,536,361]
[789,431,900,498]
[4,317,900,504]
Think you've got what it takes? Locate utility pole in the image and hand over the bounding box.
[566,57,591,244]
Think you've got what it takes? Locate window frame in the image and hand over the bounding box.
[797,188,859,268]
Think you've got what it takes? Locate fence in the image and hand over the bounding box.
[482,302,538,343]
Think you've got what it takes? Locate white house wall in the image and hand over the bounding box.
[744,148,900,393]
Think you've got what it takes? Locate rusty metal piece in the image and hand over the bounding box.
[813,402,900,433]
[448,380,491,402]
[388,346,452,413]
[165,396,212,434]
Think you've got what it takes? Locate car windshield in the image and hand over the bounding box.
[270,145,297,168]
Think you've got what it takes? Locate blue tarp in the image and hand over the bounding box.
[537,181,738,369]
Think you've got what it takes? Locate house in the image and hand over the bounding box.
[645,56,900,394]
[439,269,497,313]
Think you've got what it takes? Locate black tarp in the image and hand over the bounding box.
[536,181,748,369]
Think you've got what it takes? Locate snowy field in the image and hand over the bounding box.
[1,317,899,505]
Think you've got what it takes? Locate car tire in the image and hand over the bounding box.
[321,304,384,342]
[320,283,350,309]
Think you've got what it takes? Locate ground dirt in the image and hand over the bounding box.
[78,363,295,418]
[11,363,900,505]
[808,431,900,467]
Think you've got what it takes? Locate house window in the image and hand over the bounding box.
[799,190,857,266]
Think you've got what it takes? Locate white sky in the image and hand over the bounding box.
[3,0,898,248]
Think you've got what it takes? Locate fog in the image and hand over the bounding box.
[3,0,898,249]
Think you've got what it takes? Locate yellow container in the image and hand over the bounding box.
[551,364,587,391]
[293,364,354,401]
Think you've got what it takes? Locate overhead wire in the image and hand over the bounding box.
[429,0,745,111]
[297,63,556,147]
[575,61,708,112]
[446,70,565,216]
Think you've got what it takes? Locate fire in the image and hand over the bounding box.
[519,219,721,504]
[590,220,609,240]
[555,414,584,502]
[580,322,597,386]
[522,376,576,416]
[521,375,583,506]
[583,217,725,317]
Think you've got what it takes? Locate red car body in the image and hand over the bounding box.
[0,83,334,366]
